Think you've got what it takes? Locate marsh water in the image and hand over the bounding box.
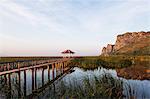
[0,66,150,98]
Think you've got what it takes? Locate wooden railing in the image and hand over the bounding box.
[0,58,72,73]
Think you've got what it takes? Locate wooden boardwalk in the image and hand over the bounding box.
[0,58,73,98]
[0,58,72,75]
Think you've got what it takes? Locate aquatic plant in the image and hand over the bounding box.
[53,73,124,98]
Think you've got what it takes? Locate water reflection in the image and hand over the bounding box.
[37,67,150,99]
[0,67,150,98]
[0,63,68,99]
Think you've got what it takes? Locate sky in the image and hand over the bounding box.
[0,0,150,56]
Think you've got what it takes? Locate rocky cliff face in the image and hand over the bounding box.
[101,44,114,56]
[101,31,150,56]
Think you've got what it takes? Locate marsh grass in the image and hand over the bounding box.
[0,57,60,63]
[53,73,124,98]
[69,56,132,70]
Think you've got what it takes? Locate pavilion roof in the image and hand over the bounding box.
[61,49,75,54]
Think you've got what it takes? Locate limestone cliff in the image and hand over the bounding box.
[101,44,114,56]
[101,31,150,56]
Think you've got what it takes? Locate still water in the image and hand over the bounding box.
[0,67,150,99]
[36,67,150,99]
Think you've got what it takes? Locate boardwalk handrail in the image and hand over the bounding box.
[0,58,74,98]
[0,58,73,74]
[0,57,61,64]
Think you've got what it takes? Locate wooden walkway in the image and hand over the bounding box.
[0,58,72,75]
[0,58,74,98]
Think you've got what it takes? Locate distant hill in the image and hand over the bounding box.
[101,31,150,56]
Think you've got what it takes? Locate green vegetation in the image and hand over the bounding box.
[69,57,104,69]
[0,57,61,63]
[69,56,133,69]
[54,73,124,98]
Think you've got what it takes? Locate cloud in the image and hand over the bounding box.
[0,0,149,56]
[0,0,71,36]
[0,0,38,24]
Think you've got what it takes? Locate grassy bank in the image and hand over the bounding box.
[69,56,133,69]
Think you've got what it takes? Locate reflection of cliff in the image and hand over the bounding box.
[101,31,150,56]
[116,61,150,80]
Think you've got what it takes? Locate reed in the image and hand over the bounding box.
[69,56,132,69]
[53,73,124,98]
[0,57,61,63]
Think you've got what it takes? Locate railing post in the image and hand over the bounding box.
[18,71,21,98]
[52,63,55,80]
[7,63,10,70]
[24,70,26,96]
[13,63,14,69]
[42,68,44,86]
[4,64,6,71]
[60,63,62,74]
[62,62,64,73]
[0,64,4,71]
[0,64,1,72]
[35,68,37,90]
[32,68,35,91]
[55,63,57,76]
[8,73,11,98]
[48,65,50,81]
[18,62,20,70]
